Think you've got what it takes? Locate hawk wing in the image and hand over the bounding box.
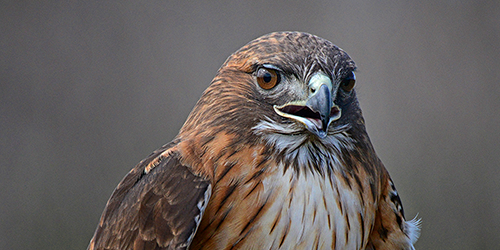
[88,141,212,250]
[367,170,421,250]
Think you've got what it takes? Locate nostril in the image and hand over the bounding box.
[310,87,316,94]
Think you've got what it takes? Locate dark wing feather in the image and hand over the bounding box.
[88,142,211,250]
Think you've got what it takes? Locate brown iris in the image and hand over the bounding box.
[256,68,280,90]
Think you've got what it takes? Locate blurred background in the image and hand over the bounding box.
[1,1,499,249]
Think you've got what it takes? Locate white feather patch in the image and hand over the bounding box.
[406,214,421,247]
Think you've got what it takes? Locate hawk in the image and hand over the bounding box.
[88,31,420,250]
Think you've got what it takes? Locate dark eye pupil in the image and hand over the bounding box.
[343,72,355,84]
[263,72,272,82]
[342,79,353,86]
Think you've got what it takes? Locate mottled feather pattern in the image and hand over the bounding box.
[89,143,211,250]
[89,31,419,249]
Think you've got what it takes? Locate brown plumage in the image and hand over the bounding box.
[88,31,420,250]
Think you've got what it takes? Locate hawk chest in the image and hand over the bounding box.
[256,166,368,249]
[194,162,371,250]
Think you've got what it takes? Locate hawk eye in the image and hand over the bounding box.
[256,68,280,90]
[340,72,356,92]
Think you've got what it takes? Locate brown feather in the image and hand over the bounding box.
[89,31,419,250]
[88,142,211,250]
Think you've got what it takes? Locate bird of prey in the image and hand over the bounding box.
[88,31,420,250]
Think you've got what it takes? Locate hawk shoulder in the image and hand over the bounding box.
[88,141,212,250]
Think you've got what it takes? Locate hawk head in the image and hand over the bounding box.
[180,32,368,170]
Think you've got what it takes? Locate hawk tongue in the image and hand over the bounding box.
[306,117,323,130]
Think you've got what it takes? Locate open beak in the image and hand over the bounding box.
[273,73,341,138]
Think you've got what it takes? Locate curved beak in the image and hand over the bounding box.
[305,83,333,133]
[274,72,341,138]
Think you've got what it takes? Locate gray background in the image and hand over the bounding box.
[1,1,499,249]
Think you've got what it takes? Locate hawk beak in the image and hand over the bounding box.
[274,73,341,138]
